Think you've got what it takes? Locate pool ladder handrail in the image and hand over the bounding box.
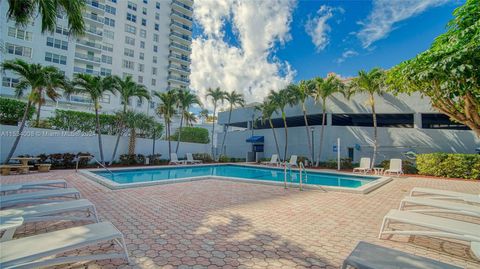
[299,162,308,191]
[75,155,113,175]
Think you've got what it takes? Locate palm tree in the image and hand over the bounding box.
[6,0,86,36]
[205,87,226,160]
[220,91,245,158]
[32,69,67,127]
[255,100,281,159]
[1,59,68,163]
[267,88,293,162]
[123,111,153,155]
[311,75,344,166]
[288,81,314,164]
[71,74,116,165]
[175,89,201,153]
[199,109,209,123]
[110,75,150,163]
[347,68,386,167]
[184,112,198,126]
[154,89,177,157]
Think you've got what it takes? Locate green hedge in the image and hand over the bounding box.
[416,153,480,179]
[48,109,118,135]
[0,97,35,125]
[170,127,210,144]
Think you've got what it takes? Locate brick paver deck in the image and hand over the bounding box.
[2,170,480,268]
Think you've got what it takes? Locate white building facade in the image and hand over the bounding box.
[0,0,193,117]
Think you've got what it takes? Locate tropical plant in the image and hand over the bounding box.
[0,59,68,163]
[170,127,210,144]
[71,74,116,164]
[346,68,386,167]
[174,89,201,153]
[49,109,118,134]
[183,112,198,126]
[311,75,344,166]
[288,81,314,163]
[255,100,281,159]
[199,109,209,123]
[0,97,35,125]
[109,75,150,163]
[123,111,154,155]
[155,89,177,157]
[220,91,245,157]
[386,0,480,137]
[6,0,85,36]
[205,87,226,161]
[267,88,293,162]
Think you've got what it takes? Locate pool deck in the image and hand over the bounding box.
[2,169,480,268]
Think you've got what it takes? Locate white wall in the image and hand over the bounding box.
[0,125,209,162]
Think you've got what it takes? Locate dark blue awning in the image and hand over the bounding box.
[246,136,264,143]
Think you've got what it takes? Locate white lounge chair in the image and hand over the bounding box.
[410,187,480,204]
[0,199,98,242]
[288,155,298,168]
[0,179,67,195]
[185,153,202,164]
[352,158,371,174]
[379,209,480,259]
[0,188,80,209]
[384,159,403,176]
[261,154,279,166]
[0,222,130,268]
[399,196,480,218]
[169,153,184,165]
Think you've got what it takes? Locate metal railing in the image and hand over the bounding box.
[76,155,113,175]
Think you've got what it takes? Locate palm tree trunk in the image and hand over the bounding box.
[110,107,126,164]
[220,107,232,157]
[175,112,184,153]
[371,95,378,168]
[35,102,42,126]
[211,104,217,160]
[94,105,105,165]
[4,100,32,163]
[269,119,281,158]
[302,103,313,165]
[316,102,327,167]
[166,117,171,157]
[282,111,288,162]
[128,128,136,155]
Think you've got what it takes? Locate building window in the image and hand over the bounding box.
[104,29,114,39]
[154,23,159,31]
[46,37,68,50]
[2,77,20,88]
[152,67,157,75]
[125,36,135,46]
[101,55,112,64]
[150,101,155,109]
[137,99,143,107]
[421,114,470,130]
[6,43,32,58]
[143,0,148,4]
[109,0,117,3]
[138,76,143,83]
[153,33,159,42]
[126,13,137,23]
[102,43,113,52]
[141,19,147,26]
[142,7,147,15]
[124,48,134,57]
[139,52,144,60]
[55,26,69,36]
[140,41,145,49]
[156,2,160,9]
[105,5,116,15]
[151,79,156,86]
[125,24,136,34]
[127,1,137,11]
[153,56,157,63]
[140,29,146,38]
[153,45,157,52]
[104,17,115,27]
[100,94,111,104]
[123,72,133,78]
[45,52,67,65]
[138,64,144,72]
[155,13,160,20]
[8,27,32,41]
[122,60,135,70]
[100,68,112,76]
[331,114,414,128]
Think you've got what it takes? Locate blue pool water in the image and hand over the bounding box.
[94,165,379,188]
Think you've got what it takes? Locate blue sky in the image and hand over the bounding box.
[190,0,463,106]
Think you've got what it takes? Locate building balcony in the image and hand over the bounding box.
[75,39,102,52]
[168,54,191,64]
[171,11,193,25]
[168,64,190,75]
[84,13,104,24]
[171,0,193,14]
[73,66,101,76]
[85,28,103,38]
[170,21,192,34]
[85,0,105,11]
[169,32,192,44]
[168,75,190,85]
[74,52,101,64]
[169,42,191,53]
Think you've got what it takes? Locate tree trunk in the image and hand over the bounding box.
[269,119,281,158]
[94,105,105,165]
[35,102,42,126]
[110,107,126,165]
[316,104,326,167]
[220,106,232,157]
[166,117,171,158]
[211,104,217,160]
[4,100,32,163]
[302,102,313,165]
[175,112,184,153]
[371,95,378,168]
[282,111,288,162]
[128,128,136,155]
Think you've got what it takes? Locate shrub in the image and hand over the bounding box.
[48,153,64,168]
[192,153,213,163]
[119,154,146,165]
[147,154,164,165]
[76,152,92,168]
[0,97,35,125]
[218,155,230,163]
[320,158,353,169]
[48,109,118,134]
[170,127,210,144]
[379,159,418,174]
[416,153,480,179]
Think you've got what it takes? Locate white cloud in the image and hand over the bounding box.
[357,0,452,48]
[191,0,297,109]
[305,5,343,52]
[335,49,358,64]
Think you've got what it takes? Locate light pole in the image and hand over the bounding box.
[310,126,315,166]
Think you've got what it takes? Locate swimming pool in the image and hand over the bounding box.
[82,164,391,193]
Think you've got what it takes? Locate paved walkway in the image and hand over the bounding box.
[2,170,480,268]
